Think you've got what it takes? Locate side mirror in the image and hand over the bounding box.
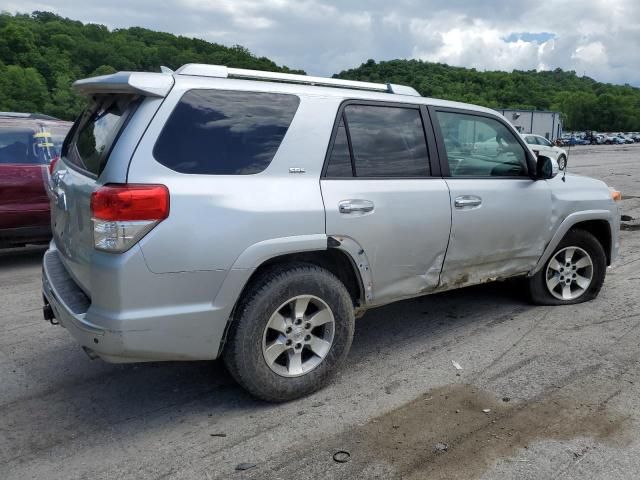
[536,154,559,179]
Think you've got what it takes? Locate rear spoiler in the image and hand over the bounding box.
[73,72,174,97]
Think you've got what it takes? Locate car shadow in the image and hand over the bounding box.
[6,278,533,462]
[0,245,47,268]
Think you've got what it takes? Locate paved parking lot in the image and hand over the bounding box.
[1,144,639,480]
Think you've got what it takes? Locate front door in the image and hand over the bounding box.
[525,135,557,160]
[321,102,451,305]
[432,109,552,288]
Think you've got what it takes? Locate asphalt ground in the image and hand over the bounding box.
[1,143,639,479]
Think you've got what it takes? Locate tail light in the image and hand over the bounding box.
[49,156,59,175]
[90,184,169,252]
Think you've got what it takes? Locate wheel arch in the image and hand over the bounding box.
[240,248,366,308]
[531,210,616,275]
[215,236,369,356]
[570,219,612,265]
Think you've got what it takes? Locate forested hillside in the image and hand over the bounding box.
[1,11,639,131]
[336,60,640,131]
[0,11,302,119]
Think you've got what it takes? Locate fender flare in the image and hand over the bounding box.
[327,235,374,304]
[212,233,371,311]
[530,209,616,275]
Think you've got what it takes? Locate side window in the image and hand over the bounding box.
[0,129,34,164]
[325,116,353,177]
[538,136,553,147]
[154,90,300,175]
[436,111,529,177]
[325,104,430,178]
[524,136,537,145]
[346,105,429,177]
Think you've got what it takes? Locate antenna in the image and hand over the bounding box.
[562,143,570,182]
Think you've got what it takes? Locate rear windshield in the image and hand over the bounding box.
[0,123,69,165]
[153,89,300,175]
[63,95,138,176]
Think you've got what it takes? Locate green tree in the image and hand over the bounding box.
[0,11,303,119]
[0,64,49,112]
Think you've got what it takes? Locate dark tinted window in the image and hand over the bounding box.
[325,116,352,177]
[0,129,34,164]
[65,95,136,176]
[344,105,429,177]
[436,111,528,177]
[154,90,299,175]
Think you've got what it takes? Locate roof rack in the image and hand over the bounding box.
[175,64,421,97]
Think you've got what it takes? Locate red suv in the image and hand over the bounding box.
[0,113,72,248]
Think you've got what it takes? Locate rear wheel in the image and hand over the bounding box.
[527,229,606,305]
[223,263,355,402]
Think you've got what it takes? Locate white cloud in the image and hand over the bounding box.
[4,0,640,86]
[572,42,607,63]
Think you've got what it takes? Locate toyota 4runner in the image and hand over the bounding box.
[42,64,621,401]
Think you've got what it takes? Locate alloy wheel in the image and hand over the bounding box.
[545,246,594,300]
[262,295,335,377]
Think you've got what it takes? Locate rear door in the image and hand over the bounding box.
[51,95,139,291]
[0,124,50,232]
[432,108,552,288]
[321,101,451,305]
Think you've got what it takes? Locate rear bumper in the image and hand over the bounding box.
[42,246,236,363]
[42,248,125,360]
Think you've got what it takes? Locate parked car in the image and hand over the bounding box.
[42,65,621,401]
[0,113,71,247]
[568,136,589,146]
[522,134,568,170]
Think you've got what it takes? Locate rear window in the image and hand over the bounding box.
[0,124,69,165]
[64,95,138,176]
[153,89,300,175]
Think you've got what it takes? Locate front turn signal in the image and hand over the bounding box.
[609,188,622,202]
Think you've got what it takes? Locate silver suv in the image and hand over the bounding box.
[42,64,620,401]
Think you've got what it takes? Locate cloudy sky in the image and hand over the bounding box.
[5,0,640,85]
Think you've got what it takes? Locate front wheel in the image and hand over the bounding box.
[557,154,567,171]
[527,229,606,305]
[223,263,355,402]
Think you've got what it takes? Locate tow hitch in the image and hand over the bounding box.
[43,300,58,325]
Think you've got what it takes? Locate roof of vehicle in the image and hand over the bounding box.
[0,116,72,131]
[72,64,502,117]
[496,108,562,115]
[0,112,61,121]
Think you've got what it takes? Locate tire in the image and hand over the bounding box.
[527,229,606,305]
[557,154,567,171]
[223,263,355,402]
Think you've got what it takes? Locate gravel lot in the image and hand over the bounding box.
[1,144,639,480]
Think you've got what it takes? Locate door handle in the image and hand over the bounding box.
[454,195,482,209]
[339,199,374,214]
